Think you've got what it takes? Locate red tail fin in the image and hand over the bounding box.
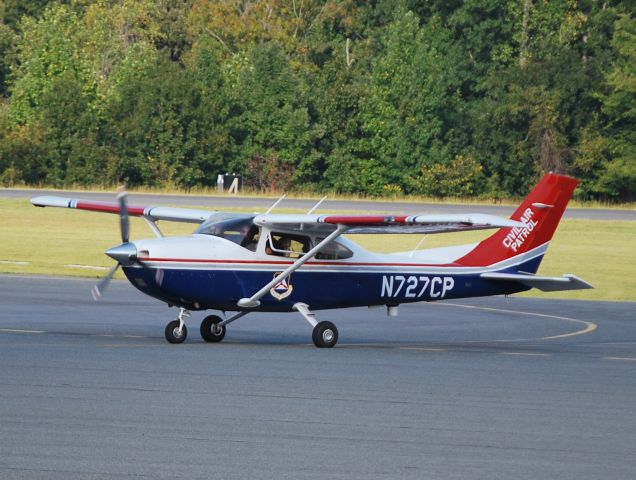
[456,174,578,268]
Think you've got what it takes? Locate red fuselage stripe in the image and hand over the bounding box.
[141,257,459,268]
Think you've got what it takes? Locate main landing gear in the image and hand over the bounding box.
[200,315,226,342]
[163,304,339,348]
[294,303,339,348]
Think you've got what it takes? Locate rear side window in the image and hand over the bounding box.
[315,239,353,260]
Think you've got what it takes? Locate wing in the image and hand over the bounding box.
[31,196,213,224]
[254,213,526,234]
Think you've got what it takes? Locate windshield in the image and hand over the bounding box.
[195,213,259,248]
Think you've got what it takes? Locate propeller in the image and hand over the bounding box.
[118,186,130,244]
[91,186,138,301]
[91,264,120,301]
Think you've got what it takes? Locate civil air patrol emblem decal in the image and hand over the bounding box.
[270,272,293,300]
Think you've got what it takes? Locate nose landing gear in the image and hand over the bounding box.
[165,307,190,344]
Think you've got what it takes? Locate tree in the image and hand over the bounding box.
[105,53,228,187]
[0,0,633,199]
[1,0,54,31]
[347,9,469,195]
[227,42,314,191]
[9,4,91,125]
[187,0,329,56]
[576,13,636,200]
[0,19,16,96]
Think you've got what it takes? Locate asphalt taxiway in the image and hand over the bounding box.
[0,274,635,479]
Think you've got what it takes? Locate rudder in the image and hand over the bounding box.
[456,173,578,271]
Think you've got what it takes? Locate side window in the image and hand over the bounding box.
[315,239,353,260]
[267,233,310,258]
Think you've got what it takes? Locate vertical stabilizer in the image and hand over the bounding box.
[456,174,578,270]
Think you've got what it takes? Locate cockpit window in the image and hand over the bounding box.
[195,214,259,249]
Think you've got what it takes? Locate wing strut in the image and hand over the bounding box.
[264,194,287,214]
[142,216,164,238]
[307,196,327,214]
[237,224,348,309]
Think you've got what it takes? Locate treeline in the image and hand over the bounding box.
[0,1,634,200]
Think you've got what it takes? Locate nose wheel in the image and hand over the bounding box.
[165,320,188,344]
[164,307,190,344]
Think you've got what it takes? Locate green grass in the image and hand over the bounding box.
[1,198,634,301]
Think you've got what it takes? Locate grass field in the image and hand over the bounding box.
[1,197,634,302]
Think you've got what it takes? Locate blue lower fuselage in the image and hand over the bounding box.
[122,255,541,312]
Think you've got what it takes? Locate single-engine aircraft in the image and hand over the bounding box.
[31,173,592,347]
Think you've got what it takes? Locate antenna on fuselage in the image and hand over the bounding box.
[409,236,427,257]
[265,194,287,214]
[306,195,327,214]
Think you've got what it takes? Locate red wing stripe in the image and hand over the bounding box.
[322,215,410,225]
[75,200,147,216]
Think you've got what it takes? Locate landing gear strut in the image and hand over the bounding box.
[163,306,338,347]
[294,303,339,348]
[165,307,190,344]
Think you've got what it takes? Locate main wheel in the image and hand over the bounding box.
[312,321,338,348]
[200,315,226,343]
[165,320,187,344]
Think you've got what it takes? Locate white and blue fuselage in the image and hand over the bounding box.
[122,229,543,312]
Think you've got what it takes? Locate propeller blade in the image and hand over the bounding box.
[117,185,129,244]
[92,263,120,301]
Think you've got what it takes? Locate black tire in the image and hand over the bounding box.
[165,320,187,344]
[200,315,226,343]
[312,321,338,348]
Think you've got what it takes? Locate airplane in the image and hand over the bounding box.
[31,173,592,348]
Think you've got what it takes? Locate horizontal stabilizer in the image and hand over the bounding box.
[481,272,593,292]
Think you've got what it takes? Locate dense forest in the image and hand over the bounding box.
[0,1,634,200]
